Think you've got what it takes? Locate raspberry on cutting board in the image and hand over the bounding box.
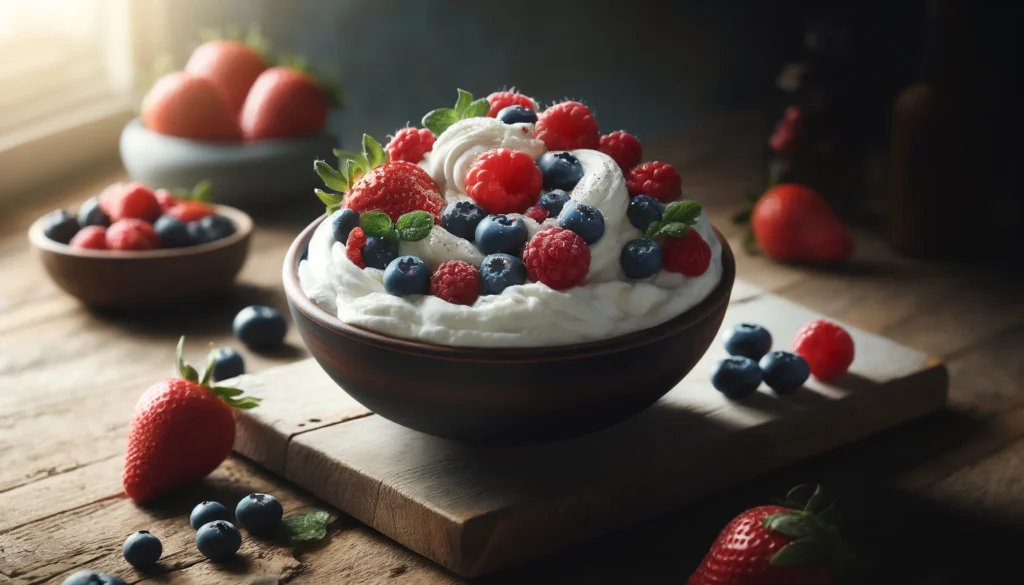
[792,319,855,382]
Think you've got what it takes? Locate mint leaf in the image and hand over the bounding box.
[644,220,662,238]
[360,211,394,239]
[465,98,490,119]
[654,222,691,238]
[663,201,702,225]
[190,180,213,203]
[396,211,433,241]
[362,134,387,169]
[281,510,331,546]
[422,108,459,136]
[454,89,473,116]
[315,189,343,207]
[314,160,349,192]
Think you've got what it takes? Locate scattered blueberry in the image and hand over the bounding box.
[710,356,763,399]
[331,208,360,244]
[558,202,605,244]
[187,215,236,245]
[233,306,288,351]
[235,493,284,538]
[620,237,663,279]
[441,201,487,241]
[154,215,193,248]
[190,501,232,530]
[77,196,110,228]
[211,347,245,381]
[384,255,431,296]
[480,253,527,294]
[474,214,528,255]
[496,105,538,125]
[538,190,571,216]
[537,151,585,191]
[627,194,663,232]
[122,531,162,569]
[759,350,810,395]
[61,570,126,585]
[42,209,80,244]
[195,520,242,562]
[362,236,400,269]
[723,323,773,360]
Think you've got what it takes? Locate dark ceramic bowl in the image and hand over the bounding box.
[29,205,252,310]
[283,215,736,444]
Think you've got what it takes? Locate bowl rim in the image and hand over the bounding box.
[282,214,736,363]
[28,203,254,259]
[122,117,339,150]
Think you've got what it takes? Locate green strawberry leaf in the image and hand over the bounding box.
[362,134,387,170]
[804,485,829,514]
[315,160,349,192]
[662,200,702,225]
[280,510,331,546]
[333,149,363,165]
[644,221,662,238]
[465,98,490,119]
[763,512,813,540]
[653,222,691,238]
[223,396,261,409]
[212,386,244,397]
[771,538,828,567]
[422,108,459,136]
[199,345,217,386]
[176,336,199,383]
[454,89,473,116]
[359,211,394,240]
[315,189,344,216]
[396,211,433,242]
[190,180,213,203]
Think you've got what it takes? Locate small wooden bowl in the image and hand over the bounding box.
[29,205,253,310]
[283,215,736,444]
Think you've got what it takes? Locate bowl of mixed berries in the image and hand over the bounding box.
[29,180,252,309]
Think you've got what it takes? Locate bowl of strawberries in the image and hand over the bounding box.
[120,35,342,210]
[29,180,253,310]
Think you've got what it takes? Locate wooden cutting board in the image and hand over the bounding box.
[231,280,948,577]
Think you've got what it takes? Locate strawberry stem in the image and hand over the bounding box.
[174,336,261,410]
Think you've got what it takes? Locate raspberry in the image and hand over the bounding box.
[524,205,549,223]
[69,225,108,250]
[386,127,435,163]
[154,189,179,211]
[106,219,160,251]
[662,229,710,276]
[100,182,162,223]
[345,161,445,224]
[792,319,855,382]
[166,201,214,222]
[465,148,542,215]
[430,260,481,306]
[599,130,642,172]
[486,90,536,118]
[626,161,682,203]
[534,101,600,151]
[522,227,590,290]
[345,227,367,268]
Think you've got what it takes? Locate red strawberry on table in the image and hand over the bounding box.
[141,72,242,141]
[123,337,260,503]
[751,184,853,264]
[241,66,333,141]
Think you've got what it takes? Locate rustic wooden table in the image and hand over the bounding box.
[2,112,1023,584]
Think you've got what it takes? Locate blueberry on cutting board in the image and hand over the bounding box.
[235,493,284,537]
[122,530,162,569]
[195,520,242,562]
[190,501,232,530]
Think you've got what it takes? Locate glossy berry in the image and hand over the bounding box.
[534,101,600,151]
[42,209,80,244]
[187,215,236,245]
[122,530,162,569]
[167,201,214,222]
[100,182,162,223]
[558,202,604,244]
[474,214,528,255]
[441,201,487,241]
[524,205,549,223]
[345,161,444,223]
[620,237,662,279]
[537,151,585,191]
[383,255,431,296]
[662,229,711,276]
[106,219,159,251]
[486,90,536,117]
[598,130,642,172]
[69,225,108,250]
[195,520,242,562]
[759,350,810,395]
[233,305,288,351]
[154,215,193,248]
[61,570,126,585]
[752,184,853,264]
[211,347,245,381]
[155,189,179,211]
[235,493,283,537]
[385,127,435,163]
[78,196,111,228]
[792,319,855,382]
[626,161,682,203]
[538,189,571,215]
[522,227,590,290]
[496,105,538,124]
[710,356,762,399]
[190,501,232,530]
[627,194,663,232]
[362,236,400,269]
[345,227,367,268]
[331,208,360,244]
[723,323,773,360]
[430,260,481,305]
[465,148,542,214]
[480,253,527,295]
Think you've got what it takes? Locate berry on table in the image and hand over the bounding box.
[524,205,549,223]
[362,235,400,269]
[345,227,367,268]
[558,202,605,244]
[722,323,773,360]
[61,570,126,585]
[211,347,245,381]
[153,215,193,248]
[474,214,528,255]
[710,356,762,399]
[599,130,642,172]
[627,194,663,232]
[383,255,431,296]
[496,105,538,125]
[626,161,682,203]
[385,127,435,163]
[187,215,236,245]
[620,237,662,279]
[537,151,585,192]
[233,306,288,351]
[190,501,232,530]
[331,208,360,244]
[522,227,590,290]
[195,520,242,561]
[106,219,159,251]
[167,201,213,223]
[100,182,162,223]
[430,260,481,305]
[122,530,162,569]
[42,209,80,244]
[69,225,108,250]
[534,101,600,151]
[441,201,487,241]
[759,350,810,394]
[538,189,571,216]
[465,148,542,214]
[486,90,536,117]
[662,229,711,276]
[480,253,527,295]
[235,493,283,537]
[78,196,111,228]
[792,319,855,382]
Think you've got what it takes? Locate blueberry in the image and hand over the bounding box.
[122,530,162,569]
[188,215,236,245]
[235,493,283,538]
[233,306,288,351]
[627,194,663,232]
[78,196,110,228]
[154,215,193,248]
[362,236,400,269]
[538,190,571,216]
[331,208,360,244]
[190,501,232,530]
[558,202,604,244]
[42,209,80,244]
[211,347,245,381]
[759,350,810,395]
[441,201,487,241]
[710,356,763,399]
[61,570,126,585]
[383,255,431,296]
[195,520,242,562]
[538,151,585,191]
[474,214,528,255]
[723,323,773,360]
[620,237,663,279]
[496,105,538,124]
[480,253,527,295]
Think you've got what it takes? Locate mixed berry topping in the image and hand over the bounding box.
[465,148,542,215]
[430,260,481,306]
[599,130,643,172]
[534,101,600,151]
[537,151,585,191]
[496,105,537,125]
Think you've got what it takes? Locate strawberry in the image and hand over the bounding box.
[167,201,214,223]
[155,189,180,211]
[185,39,267,116]
[141,72,242,141]
[106,219,160,251]
[240,66,331,141]
[100,182,162,223]
[123,337,260,503]
[751,184,853,264]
